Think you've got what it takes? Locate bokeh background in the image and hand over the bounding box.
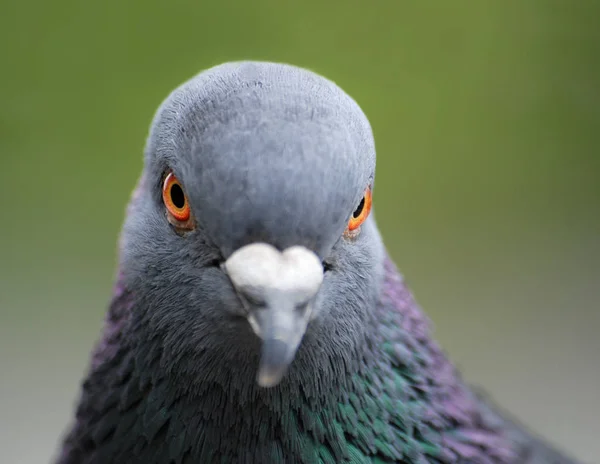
[1,1,599,462]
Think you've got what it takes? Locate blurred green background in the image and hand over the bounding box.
[1,0,598,462]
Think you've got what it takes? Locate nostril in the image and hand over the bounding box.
[295,303,307,312]
[240,292,267,309]
[209,257,223,268]
[294,303,312,319]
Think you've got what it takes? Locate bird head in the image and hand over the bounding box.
[119,62,384,388]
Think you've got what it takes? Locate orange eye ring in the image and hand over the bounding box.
[162,172,191,223]
[347,187,372,232]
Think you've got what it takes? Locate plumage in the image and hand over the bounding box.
[57,61,579,464]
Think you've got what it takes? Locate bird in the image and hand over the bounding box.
[56,61,580,464]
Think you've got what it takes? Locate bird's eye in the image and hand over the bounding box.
[162,172,193,229]
[345,187,372,235]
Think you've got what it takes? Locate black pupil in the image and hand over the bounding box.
[170,184,186,209]
[353,197,365,218]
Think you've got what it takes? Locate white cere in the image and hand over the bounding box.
[224,243,324,298]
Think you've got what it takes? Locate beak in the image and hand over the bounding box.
[223,243,324,387]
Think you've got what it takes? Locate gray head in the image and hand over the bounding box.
[120,61,385,389]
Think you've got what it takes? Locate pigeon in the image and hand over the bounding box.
[56,61,580,464]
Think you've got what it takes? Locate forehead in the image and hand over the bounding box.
[146,62,375,169]
[144,62,376,256]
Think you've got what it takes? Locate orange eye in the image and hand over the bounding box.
[346,187,372,232]
[162,172,191,223]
